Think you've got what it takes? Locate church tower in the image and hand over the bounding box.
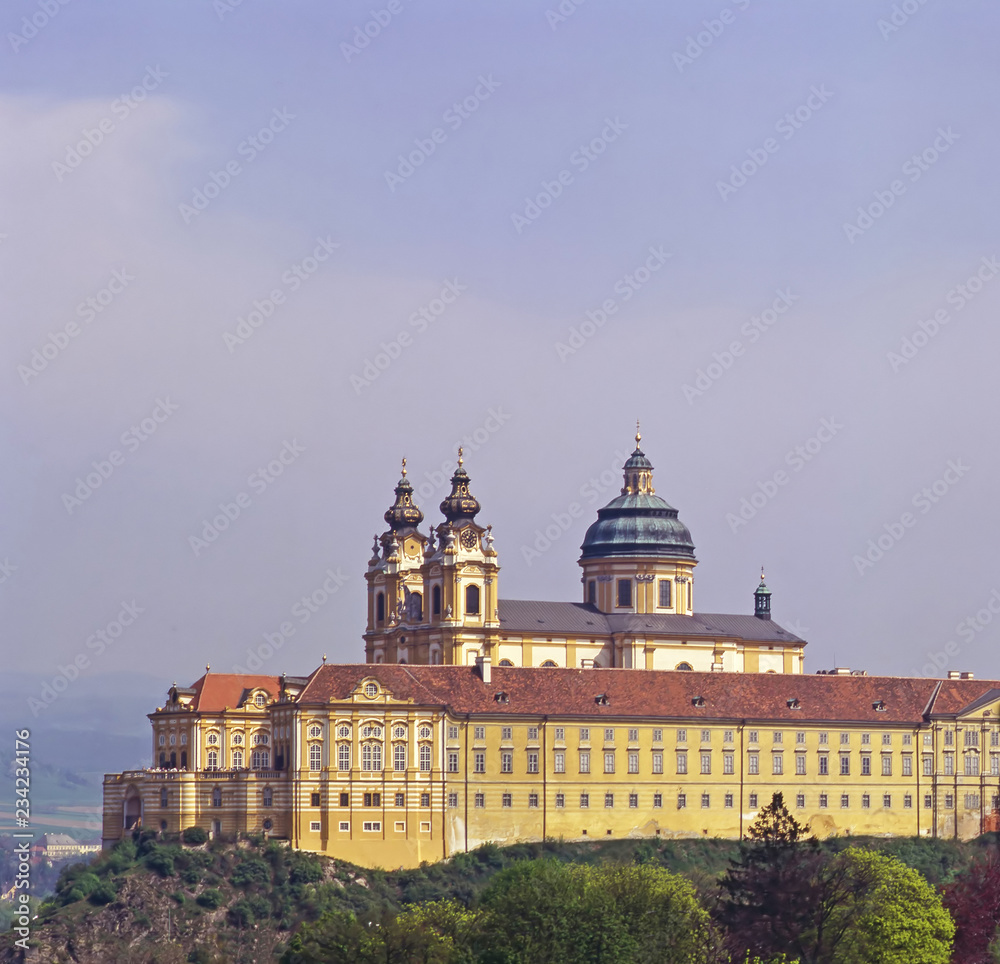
[579,425,698,615]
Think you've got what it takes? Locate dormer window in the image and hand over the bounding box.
[873,700,887,712]
[595,693,610,706]
[254,692,267,708]
[494,691,510,704]
[691,695,705,707]
[787,698,801,710]
[365,682,378,698]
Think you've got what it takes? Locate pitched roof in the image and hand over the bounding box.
[496,599,805,643]
[296,663,999,724]
[188,673,281,713]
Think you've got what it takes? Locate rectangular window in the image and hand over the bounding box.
[474,752,485,774]
[501,726,512,742]
[555,727,565,742]
[748,730,759,744]
[628,728,639,743]
[862,793,870,809]
[309,821,321,831]
[725,792,734,808]
[419,821,431,833]
[966,793,982,810]
[818,755,829,775]
[924,794,933,809]
[840,754,850,776]
[883,793,892,809]
[501,751,513,774]
[748,792,758,808]
[923,756,933,776]
[701,729,711,744]
[796,732,806,745]
[652,751,663,774]
[653,792,663,808]
[420,792,430,808]
[310,792,321,807]
[902,755,912,776]
[944,730,954,746]
[701,752,711,775]
[724,752,735,775]
[773,731,783,744]
[527,751,539,774]
[819,732,829,745]
[341,792,351,807]
[945,794,954,809]
[448,725,459,741]
[474,792,485,809]
[604,752,616,774]
[903,733,913,746]
[795,753,806,775]
[554,751,565,773]
[629,792,638,808]
[658,579,671,607]
[448,792,458,808]
[676,728,687,743]
[882,755,892,777]
[580,793,589,809]
[796,793,805,808]
[701,793,710,809]
[904,794,912,809]
[617,579,632,607]
[393,792,404,807]
[819,793,828,809]
[966,730,980,747]
[474,726,485,741]
[447,751,459,773]
[966,754,980,776]
[605,792,614,809]
[341,821,351,832]
[338,744,351,771]
[924,732,933,746]
[944,753,954,776]
[580,751,591,773]
[628,751,639,773]
[528,792,539,809]
[580,727,590,742]
[653,728,663,743]
[841,794,850,809]
[605,728,615,743]
[840,733,850,746]
[772,754,783,775]
[676,751,688,774]
[502,792,512,808]
[747,752,759,775]
[555,793,565,808]
[363,792,381,807]
[724,729,734,744]
[677,793,686,809]
[861,755,871,776]
[587,580,596,604]
[992,754,1000,776]
[993,730,1000,747]
[861,733,871,746]
[527,726,539,742]
[882,733,892,746]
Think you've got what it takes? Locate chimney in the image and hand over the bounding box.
[475,655,491,684]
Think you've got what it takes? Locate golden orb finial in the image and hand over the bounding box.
[635,419,641,447]
[401,456,407,477]
[457,446,464,467]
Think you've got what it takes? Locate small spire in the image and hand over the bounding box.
[457,446,464,467]
[205,663,210,673]
[401,457,407,477]
[635,419,641,448]
[322,653,327,664]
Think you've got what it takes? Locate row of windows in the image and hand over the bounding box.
[308,790,433,808]
[308,743,434,772]
[205,750,270,769]
[308,820,434,833]
[375,584,480,623]
[207,785,274,807]
[302,723,434,740]
[597,577,686,610]
[203,732,269,746]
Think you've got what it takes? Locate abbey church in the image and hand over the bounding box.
[103,433,1000,868]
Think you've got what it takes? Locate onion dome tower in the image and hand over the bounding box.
[439,448,481,525]
[579,424,697,614]
[384,458,424,532]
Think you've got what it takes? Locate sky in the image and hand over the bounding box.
[3,0,1000,752]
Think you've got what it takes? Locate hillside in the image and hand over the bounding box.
[0,831,991,963]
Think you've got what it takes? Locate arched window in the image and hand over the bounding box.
[410,591,423,621]
[180,733,188,745]
[309,744,321,771]
[338,744,350,771]
[180,751,187,769]
[465,584,480,615]
[675,662,693,672]
[206,750,218,770]
[159,752,166,767]
[499,659,513,667]
[232,750,243,769]
[262,787,273,807]
[376,591,385,623]
[541,660,557,667]
[362,743,383,771]
[432,585,441,615]
[160,788,168,808]
[212,787,222,807]
[419,745,432,772]
[394,744,406,771]
[252,751,262,769]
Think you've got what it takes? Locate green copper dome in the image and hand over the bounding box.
[580,433,696,561]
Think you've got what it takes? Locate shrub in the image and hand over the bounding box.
[231,857,271,889]
[183,826,209,845]
[88,881,117,905]
[196,888,224,909]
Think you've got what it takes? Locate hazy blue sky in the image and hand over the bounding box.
[4,0,1000,737]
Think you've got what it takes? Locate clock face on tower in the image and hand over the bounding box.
[460,528,478,550]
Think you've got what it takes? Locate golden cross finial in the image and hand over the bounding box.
[635,419,641,447]
[760,566,766,581]
[401,456,407,477]
[457,446,464,467]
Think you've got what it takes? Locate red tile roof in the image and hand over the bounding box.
[295,664,1000,724]
[188,673,281,713]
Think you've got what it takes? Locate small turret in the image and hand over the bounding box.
[754,568,772,620]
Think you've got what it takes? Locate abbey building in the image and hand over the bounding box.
[103,434,1000,868]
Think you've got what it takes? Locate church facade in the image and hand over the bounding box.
[102,435,1000,868]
